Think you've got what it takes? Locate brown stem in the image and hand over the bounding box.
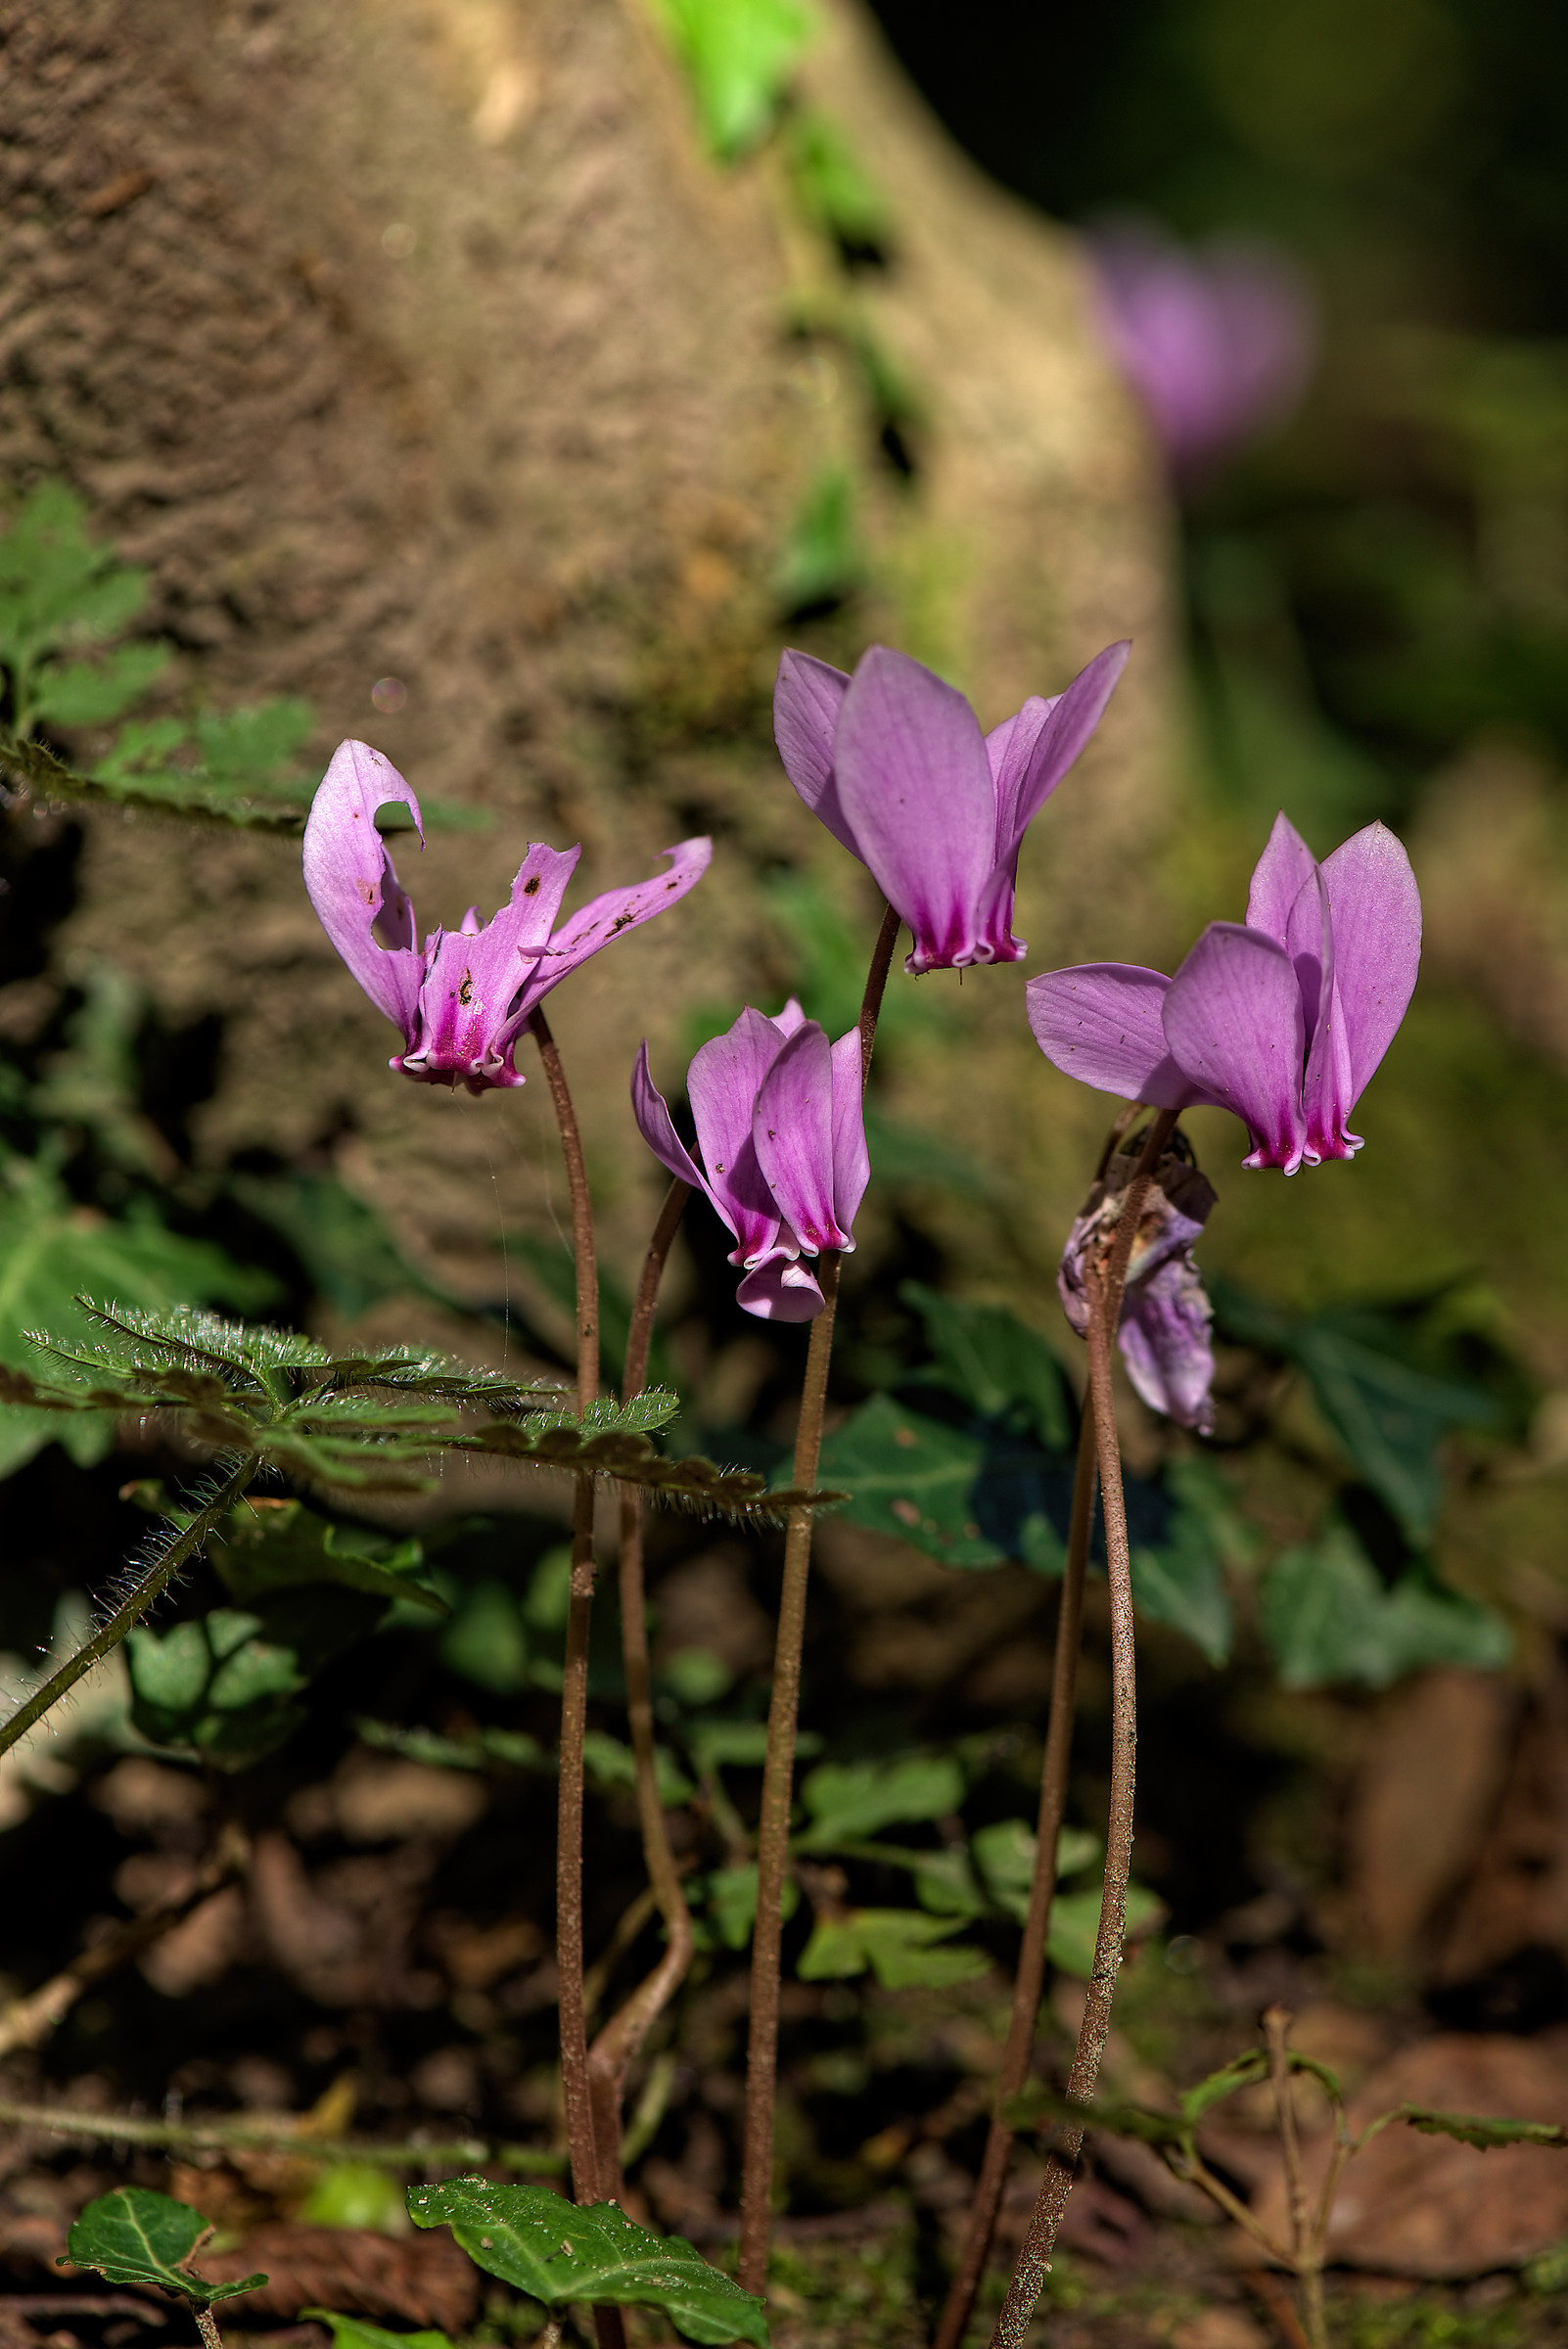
[990,1110,1176,2349]
[858,900,901,1087]
[933,1406,1097,2349]
[193,2307,222,2349]
[738,1247,842,2296]
[587,1176,696,2196]
[530,1009,603,2213]
[1267,2006,1327,2349]
[1246,2268,1317,2349]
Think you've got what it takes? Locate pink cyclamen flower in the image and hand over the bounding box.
[772,640,1130,974]
[632,1000,869,1322]
[303,739,711,1093]
[1089,223,1315,484]
[1059,1153,1218,1433]
[1026,814,1421,1174]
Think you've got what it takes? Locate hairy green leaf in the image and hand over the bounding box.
[63,2188,265,2305]
[407,2177,769,2346]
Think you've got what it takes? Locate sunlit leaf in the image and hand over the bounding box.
[648,0,815,161]
[797,1907,989,1990]
[797,1754,965,1846]
[407,2177,769,2346]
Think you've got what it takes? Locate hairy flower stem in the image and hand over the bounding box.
[858,899,901,1085]
[530,1009,608,2231]
[0,1457,254,1763]
[588,1177,695,2191]
[737,905,900,2294]
[991,1108,1176,2349]
[738,1246,842,2294]
[934,1405,1098,2349]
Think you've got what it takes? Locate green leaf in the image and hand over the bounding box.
[970,1819,1102,1926]
[230,1171,457,1319]
[210,1500,445,1616]
[296,2165,415,2234]
[901,1283,1075,1451]
[1001,2081,1187,2147]
[797,1907,990,1990]
[1259,1525,1512,1690]
[817,1393,1003,1568]
[406,2178,769,2346]
[0,484,151,726]
[190,698,315,785]
[784,110,889,251]
[0,1159,277,1479]
[695,1863,801,1952]
[1176,2050,1269,2123]
[648,0,815,161]
[582,1729,694,1806]
[798,1754,965,1846]
[63,2188,266,2305]
[775,463,860,614]
[1045,1880,1166,1979]
[1394,2104,1568,2151]
[1215,1280,1509,1543]
[30,643,171,727]
[0,725,313,831]
[305,2316,452,2349]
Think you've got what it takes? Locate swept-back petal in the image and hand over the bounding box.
[1319,820,1422,1101]
[834,647,1000,971]
[397,844,581,1091]
[737,1256,826,1321]
[773,652,859,856]
[1026,964,1197,1107]
[510,837,713,1025]
[753,1021,849,1253]
[1245,811,1317,948]
[828,1028,870,1242]
[1119,1259,1216,1433]
[630,1042,707,1197]
[302,739,425,1034]
[992,641,1131,862]
[1162,922,1308,1170]
[688,1007,793,1265]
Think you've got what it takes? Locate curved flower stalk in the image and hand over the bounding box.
[631,1000,869,1321]
[1088,222,1316,484]
[772,640,1129,973]
[303,739,711,1092]
[1027,814,1421,1174]
[1059,1145,1217,1432]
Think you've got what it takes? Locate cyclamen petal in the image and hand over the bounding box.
[304,739,711,1095]
[1162,924,1308,1172]
[775,639,1128,975]
[630,1003,866,1323]
[1025,964,1199,1109]
[1057,1153,1218,1433]
[1027,810,1420,1176]
[302,740,424,1033]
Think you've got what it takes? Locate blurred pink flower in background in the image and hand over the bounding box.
[1088,221,1317,484]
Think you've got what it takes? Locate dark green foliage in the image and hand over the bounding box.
[406,2176,770,2346]
[63,2188,265,2304]
[1216,1278,1521,1543]
[0,1155,277,1480]
[902,1280,1074,1450]
[796,1907,990,1990]
[1258,1523,1512,1688]
[0,484,160,737]
[785,110,891,254]
[307,2318,454,2349]
[776,465,862,614]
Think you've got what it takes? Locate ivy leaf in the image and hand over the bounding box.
[63,2188,266,2305]
[406,2178,769,2347]
[901,1282,1074,1450]
[693,1863,801,1952]
[648,0,815,161]
[796,1907,990,1991]
[305,2314,454,2349]
[817,1393,1002,1567]
[797,1754,964,1846]
[1393,2105,1568,2151]
[970,1819,1102,1926]
[1259,1524,1512,1689]
[1045,1881,1166,1979]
